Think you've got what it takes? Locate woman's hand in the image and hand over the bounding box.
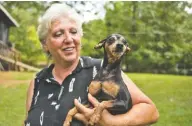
[73,94,97,125]
[74,94,115,126]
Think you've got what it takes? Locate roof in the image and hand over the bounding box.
[0,4,19,27]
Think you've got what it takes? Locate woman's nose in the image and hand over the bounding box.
[64,33,73,43]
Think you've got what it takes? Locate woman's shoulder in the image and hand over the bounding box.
[80,56,102,69]
[35,64,54,79]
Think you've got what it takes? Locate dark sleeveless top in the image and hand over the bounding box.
[25,56,102,126]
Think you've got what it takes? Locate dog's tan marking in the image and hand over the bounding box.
[89,81,102,95]
[102,81,120,98]
[105,43,126,64]
[105,48,119,63]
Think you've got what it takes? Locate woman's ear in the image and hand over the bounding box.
[43,45,48,51]
[41,40,48,51]
[94,39,106,49]
[41,43,49,53]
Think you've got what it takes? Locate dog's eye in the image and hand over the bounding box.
[109,37,115,42]
[122,40,127,44]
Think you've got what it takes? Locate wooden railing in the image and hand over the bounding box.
[0,54,40,72]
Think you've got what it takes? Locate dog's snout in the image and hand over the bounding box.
[117,44,123,49]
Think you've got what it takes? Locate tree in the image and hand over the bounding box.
[102,1,192,74]
[2,1,48,65]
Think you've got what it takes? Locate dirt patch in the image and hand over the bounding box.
[0,72,15,80]
[0,71,34,87]
[0,80,30,87]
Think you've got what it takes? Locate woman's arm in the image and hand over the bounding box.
[23,79,34,125]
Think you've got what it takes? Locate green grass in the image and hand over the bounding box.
[0,72,191,126]
[127,73,192,126]
[0,84,28,126]
[0,72,35,126]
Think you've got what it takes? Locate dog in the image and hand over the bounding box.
[64,34,132,126]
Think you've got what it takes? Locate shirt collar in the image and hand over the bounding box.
[36,56,93,80]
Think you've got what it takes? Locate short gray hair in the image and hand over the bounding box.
[37,3,83,44]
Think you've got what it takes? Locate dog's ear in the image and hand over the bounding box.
[94,39,106,49]
[126,46,131,53]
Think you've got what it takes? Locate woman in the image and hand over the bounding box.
[25,3,159,126]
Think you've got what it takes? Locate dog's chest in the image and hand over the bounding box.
[88,78,122,101]
[89,64,124,100]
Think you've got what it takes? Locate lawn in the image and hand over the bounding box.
[0,72,191,126]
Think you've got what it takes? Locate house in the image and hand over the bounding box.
[0,4,40,72]
[0,4,19,45]
[0,4,20,71]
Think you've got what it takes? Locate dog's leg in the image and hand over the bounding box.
[88,100,114,126]
[63,107,78,126]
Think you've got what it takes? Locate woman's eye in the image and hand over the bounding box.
[71,29,77,34]
[53,31,63,37]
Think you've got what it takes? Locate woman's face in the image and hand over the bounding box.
[45,17,81,64]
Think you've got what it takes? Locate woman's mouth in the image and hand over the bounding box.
[62,47,74,51]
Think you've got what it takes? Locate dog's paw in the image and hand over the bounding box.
[89,114,100,125]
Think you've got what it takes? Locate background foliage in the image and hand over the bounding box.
[1,1,192,75]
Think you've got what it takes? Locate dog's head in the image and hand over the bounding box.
[94,34,131,60]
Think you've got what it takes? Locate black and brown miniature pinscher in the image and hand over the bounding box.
[64,34,132,126]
